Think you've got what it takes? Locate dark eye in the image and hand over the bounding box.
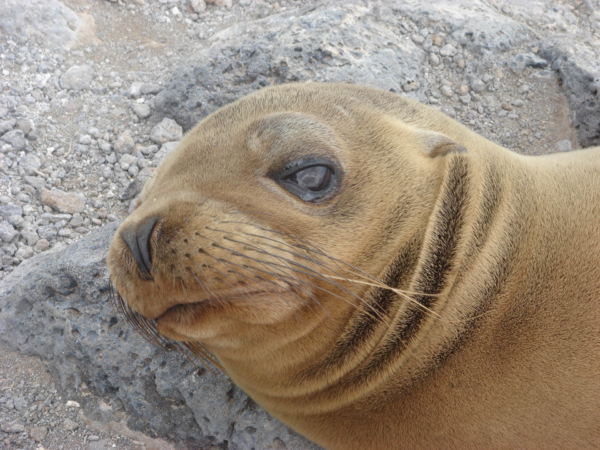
[274,157,340,203]
[284,165,332,192]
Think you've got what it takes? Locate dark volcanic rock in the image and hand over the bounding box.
[0,224,319,449]
[152,3,426,131]
[539,37,600,148]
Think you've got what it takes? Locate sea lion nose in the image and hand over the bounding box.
[120,216,160,281]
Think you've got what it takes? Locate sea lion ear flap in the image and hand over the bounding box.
[417,130,468,158]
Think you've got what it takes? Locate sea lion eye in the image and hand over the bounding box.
[275,157,339,202]
[285,165,332,192]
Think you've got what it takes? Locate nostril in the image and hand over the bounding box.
[120,216,160,281]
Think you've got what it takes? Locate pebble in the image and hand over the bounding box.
[30,426,48,442]
[63,418,79,431]
[0,130,26,151]
[556,139,572,152]
[0,223,18,242]
[1,419,25,433]
[441,85,453,97]
[501,103,513,111]
[150,118,183,144]
[132,103,152,119]
[40,188,86,214]
[59,65,94,91]
[114,132,135,153]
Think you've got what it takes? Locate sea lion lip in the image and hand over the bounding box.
[155,290,284,322]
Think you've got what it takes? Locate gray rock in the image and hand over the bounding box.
[508,52,548,72]
[391,0,532,54]
[19,153,42,172]
[21,229,40,246]
[0,129,26,151]
[0,119,15,135]
[150,118,183,144]
[60,65,94,91]
[0,0,82,50]
[114,132,135,154]
[36,225,57,241]
[539,37,600,147]
[152,3,426,131]
[0,204,23,220]
[0,222,18,242]
[1,419,25,433]
[0,224,320,449]
[23,175,47,190]
[140,83,162,95]
[132,103,152,119]
[556,139,573,152]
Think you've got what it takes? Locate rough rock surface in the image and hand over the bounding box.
[0,0,599,448]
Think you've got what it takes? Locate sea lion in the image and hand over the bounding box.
[107,83,600,450]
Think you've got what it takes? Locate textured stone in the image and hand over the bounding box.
[132,103,152,119]
[1,419,25,433]
[0,204,23,220]
[40,188,86,214]
[150,118,183,144]
[152,3,426,131]
[0,222,18,242]
[539,37,600,147]
[0,129,26,151]
[60,65,94,91]
[30,426,48,442]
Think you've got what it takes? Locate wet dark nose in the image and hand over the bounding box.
[120,216,160,281]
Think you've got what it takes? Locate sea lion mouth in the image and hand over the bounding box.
[156,290,273,322]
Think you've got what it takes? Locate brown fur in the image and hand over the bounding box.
[107,83,600,450]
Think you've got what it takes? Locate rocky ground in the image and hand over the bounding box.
[0,0,599,448]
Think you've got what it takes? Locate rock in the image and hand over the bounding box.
[30,426,48,442]
[0,223,18,242]
[128,82,143,99]
[470,78,486,93]
[150,118,183,144]
[0,224,320,449]
[539,37,600,147]
[0,0,83,50]
[441,85,453,97]
[140,83,162,95]
[1,419,25,433]
[19,153,42,172]
[21,229,40,246]
[439,44,457,56]
[114,132,135,153]
[63,418,79,431]
[0,119,15,135]
[392,0,531,54]
[556,139,573,152]
[15,119,32,136]
[190,0,206,13]
[508,52,548,72]
[0,205,23,220]
[15,246,33,261]
[36,225,57,241]
[70,213,84,228]
[34,239,49,252]
[23,175,46,190]
[40,189,86,214]
[0,129,26,151]
[13,396,27,410]
[132,103,152,119]
[152,3,426,131]
[60,65,94,91]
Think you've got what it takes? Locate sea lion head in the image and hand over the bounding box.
[107,83,468,362]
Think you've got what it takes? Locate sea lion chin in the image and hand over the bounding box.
[107,83,600,450]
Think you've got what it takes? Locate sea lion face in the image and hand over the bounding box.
[107,84,454,354]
